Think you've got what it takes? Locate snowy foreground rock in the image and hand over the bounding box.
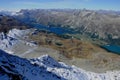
[0,32,17,51]
[0,50,119,80]
[0,29,36,53]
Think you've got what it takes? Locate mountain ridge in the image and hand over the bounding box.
[0,50,120,80]
[16,9,120,45]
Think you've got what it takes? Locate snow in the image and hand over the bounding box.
[0,29,120,80]
[7,28,30,39]
[0,50,65,80]
[0,32,17,51]
[0,10,22,16]
[31,55,120,80]
[7,29,37,47]
[0,50,120,80]
[0,29,37,53]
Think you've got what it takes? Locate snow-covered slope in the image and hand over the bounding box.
[7,29,30,39]
[0,29,36,53]
[0,50,119,80]
[0,50,64,80]
[0,32,17,51]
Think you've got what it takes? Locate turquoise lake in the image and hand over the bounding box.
[102,45,120,55]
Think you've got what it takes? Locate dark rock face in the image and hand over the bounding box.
[0,67,22,80]
[0,15,29,33]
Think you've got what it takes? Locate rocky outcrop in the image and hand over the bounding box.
[0,50,120,80]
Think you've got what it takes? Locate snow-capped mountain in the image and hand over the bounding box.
[0,50,120,80]
[0,10,22,16]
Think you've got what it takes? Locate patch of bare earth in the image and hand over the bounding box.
[28,31,120,73]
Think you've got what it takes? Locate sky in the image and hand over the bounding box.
[0,0,120,11]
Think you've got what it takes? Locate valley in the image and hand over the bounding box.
[0,9,120,79]
[17,9,120,45]
[27,29,120,73]
[3,28,119,73]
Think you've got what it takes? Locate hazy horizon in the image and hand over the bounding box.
[0,0,120,11]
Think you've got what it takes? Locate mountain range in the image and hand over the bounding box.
[0,9,120,80]
[1,9,120,45]
[18,9,120,42]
